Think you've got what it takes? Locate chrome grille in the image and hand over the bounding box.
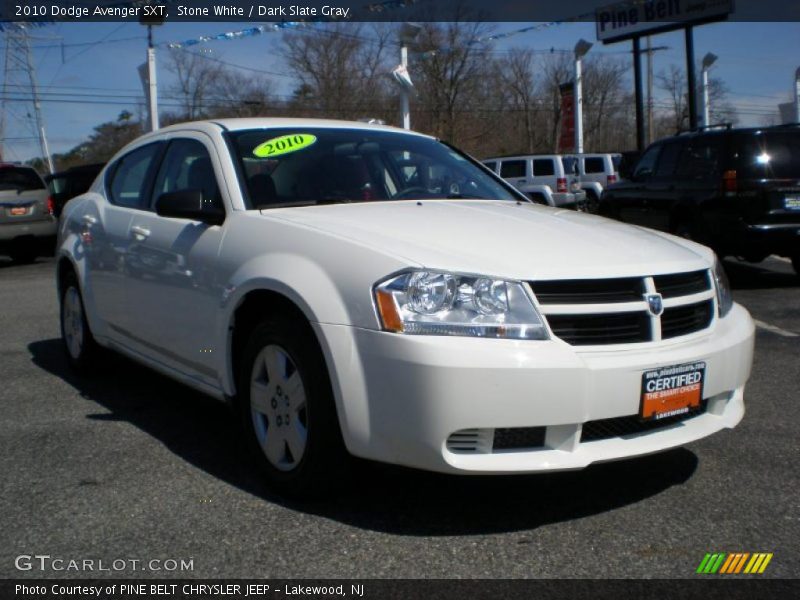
[529,270,715,346]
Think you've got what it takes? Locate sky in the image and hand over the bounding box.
[1,18,798,164]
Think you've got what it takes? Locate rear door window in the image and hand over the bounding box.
[735,131,800,179]
[500,160,526,178]
[655,142,682,177]
[482,161,497,173]
[676,138,722,180]
[107,143,162,210]
[0,167,45,192]
[532,159,555,177]
[584,157,605,174]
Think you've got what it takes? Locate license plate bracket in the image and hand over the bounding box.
[640,361,705,421]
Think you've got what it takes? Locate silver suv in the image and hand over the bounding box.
[483,154,586,210]
[0,164,56,263]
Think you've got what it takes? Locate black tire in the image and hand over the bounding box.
[791,254,800,277]
[9,238,38,264]
[238,315,348,498]
[59,271,100,372]
[585,191,600,214]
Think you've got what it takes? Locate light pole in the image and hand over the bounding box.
[397,23,421,130]
[139,14,165,132]
[701,52,718,128]
[574,39,593,154]
[795,67,800,123]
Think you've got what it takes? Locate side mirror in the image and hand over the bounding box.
[155,189,224,225]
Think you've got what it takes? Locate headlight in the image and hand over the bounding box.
[713,257,733,317]
[374,270,549,339]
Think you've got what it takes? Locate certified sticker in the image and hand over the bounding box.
[253,133,317,158]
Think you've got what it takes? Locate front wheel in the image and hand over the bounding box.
[239,316,348,498]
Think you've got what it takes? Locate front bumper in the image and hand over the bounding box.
[318,303,754,474]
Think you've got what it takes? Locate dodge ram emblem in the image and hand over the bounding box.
[646,293,664,316]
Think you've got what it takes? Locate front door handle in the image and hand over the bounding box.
[82,214,97,226]
[130,225,151,240]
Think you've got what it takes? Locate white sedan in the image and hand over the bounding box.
[56,118,755,496]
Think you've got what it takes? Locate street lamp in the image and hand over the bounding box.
[574,39,593,154]
[795,67,800,123]
[139,10,166,132]
[396,22,422,130]
[701,52,718,128]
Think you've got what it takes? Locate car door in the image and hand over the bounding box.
[122,135,226,386]
[641,140,683,231]
[85,142,164,337]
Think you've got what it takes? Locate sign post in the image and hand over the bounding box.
[595,0,734,150]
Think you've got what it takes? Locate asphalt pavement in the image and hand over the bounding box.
[0,256,797,579]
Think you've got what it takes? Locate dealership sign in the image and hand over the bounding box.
[596,0,734,43]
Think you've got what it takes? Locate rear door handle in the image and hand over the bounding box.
[130,225,151,240]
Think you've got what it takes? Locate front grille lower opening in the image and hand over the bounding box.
[580,401,708,443]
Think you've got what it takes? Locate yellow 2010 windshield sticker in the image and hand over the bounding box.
[253,134,317,158]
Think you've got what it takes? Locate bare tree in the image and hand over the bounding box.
[657,64,738,135]
[166,49,225,120]
[499,48,539,153]
[411,21,497,145]
[582,55,631,151]
[283,24,394,120]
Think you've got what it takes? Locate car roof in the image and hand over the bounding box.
[662,123,800,143]
[484,154,563,160]
[157,117,434,139]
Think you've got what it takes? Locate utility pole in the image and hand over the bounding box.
[0,30,54,172]
[795,67,800,123]
[396,23,421,130]
[646,36,654,145]
[139,13,165,132]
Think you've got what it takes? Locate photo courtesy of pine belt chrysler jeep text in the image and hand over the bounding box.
[56,118,755,496]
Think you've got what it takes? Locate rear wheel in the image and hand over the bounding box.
[239,315,347,498]
[60,272,99,371]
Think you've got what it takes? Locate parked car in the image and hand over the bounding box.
[482,154,587,210]
[600,124,800,274]
[568,153,621,212]
[46,163,104,217]
[57,118,754,496]
[0,163,56,263]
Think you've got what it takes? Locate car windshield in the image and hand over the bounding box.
[228,128,521,209]
[0,167,45,192]
[735,131,800,179]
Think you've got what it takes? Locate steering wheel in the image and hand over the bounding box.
[393,187,429,200]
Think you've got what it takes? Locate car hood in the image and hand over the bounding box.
[262,200,713,280]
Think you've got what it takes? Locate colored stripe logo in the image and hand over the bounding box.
[696,552,773,574]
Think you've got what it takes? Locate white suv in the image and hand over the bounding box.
[482,154,587,210]
[56,119,754,496]
[570,153,621,212]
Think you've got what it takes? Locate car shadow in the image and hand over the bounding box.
[724,258,797,290]
[29,337,698,537]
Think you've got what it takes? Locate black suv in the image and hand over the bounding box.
[44,163,103,217]
[600,124,800,274]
